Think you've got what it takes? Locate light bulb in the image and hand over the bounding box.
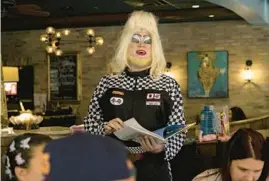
[63,29,70,36]
[46,46,54,53]
[87,47,95,55]
[55,49,63,56]
[56,32,61,38]
[40,34,47,42]
[243,67,253,81]
[46,27,55,34]
[87,28,95,36]
[192,5,200,8]
[96,37,104,46]
[52,40,60,47]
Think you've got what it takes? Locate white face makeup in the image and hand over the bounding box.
[127,30,152,72]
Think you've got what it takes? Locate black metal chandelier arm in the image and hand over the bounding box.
[60,40,93,43]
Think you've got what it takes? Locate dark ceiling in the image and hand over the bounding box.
[1,0,243,31]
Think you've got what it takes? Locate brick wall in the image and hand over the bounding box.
[2,20,269,124]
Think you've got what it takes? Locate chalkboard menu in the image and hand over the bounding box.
[49,54,77,100]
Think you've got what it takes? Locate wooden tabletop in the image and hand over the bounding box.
[1,126,71,147]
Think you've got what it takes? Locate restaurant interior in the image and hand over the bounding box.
[1,0,269,180]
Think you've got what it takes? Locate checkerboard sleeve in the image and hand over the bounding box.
[84,76,108,135]
[164,79,186,161]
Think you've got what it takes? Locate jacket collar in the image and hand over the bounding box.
[124,68,150,78]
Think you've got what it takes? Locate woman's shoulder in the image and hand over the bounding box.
[192,169,222,181]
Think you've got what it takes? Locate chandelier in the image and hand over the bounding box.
[40,27,104,56]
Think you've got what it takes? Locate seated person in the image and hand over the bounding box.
[3,133,52,181]
[229,106,247,121]
[192,128,269,181]
[41,133,136,181]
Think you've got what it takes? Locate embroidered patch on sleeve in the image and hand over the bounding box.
[110,97,124,105]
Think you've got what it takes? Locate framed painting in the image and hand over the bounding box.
[187,50,228,98]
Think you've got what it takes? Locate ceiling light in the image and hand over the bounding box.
[40,27,104,56]
[209,14,215,18]
[46,27,55,34]
[55,49,63,56]
[63,29,71,36]
[86,28,95,36]
[95,37,104,46]
[87,46,95,55]
[40,34,47,42]
[46,46,54,54]
[192,5,200,8]
[55,32,61,38]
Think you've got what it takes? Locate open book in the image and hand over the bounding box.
[114,118,196,144]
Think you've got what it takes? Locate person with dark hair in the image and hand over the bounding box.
[3,133,52,181]
[193,128,269,181]
[229,106,247,121]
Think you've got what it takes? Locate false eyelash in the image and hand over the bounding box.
[133,34,141,39]
[143,36,152,44]
[132,35,141,42]
[143,36,151,41]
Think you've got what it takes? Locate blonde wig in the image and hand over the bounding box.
[111,11,166,79]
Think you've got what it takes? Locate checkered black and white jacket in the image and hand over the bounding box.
[84,70,186,161]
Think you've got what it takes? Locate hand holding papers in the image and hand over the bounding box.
[114,118,196,144]
[104,118,124,135]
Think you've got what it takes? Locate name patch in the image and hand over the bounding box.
[146,101,161,106]
[112,91,124,96]
[110,97,124,105]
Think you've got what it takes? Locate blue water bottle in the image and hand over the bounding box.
[208,105,215,134]
[200,105,214,136]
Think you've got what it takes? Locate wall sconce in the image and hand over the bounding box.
[243,60,253,82]
[3,66,19,82]
[166,62,172,72]
[164,62,174,78]
[40,27,104,56]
